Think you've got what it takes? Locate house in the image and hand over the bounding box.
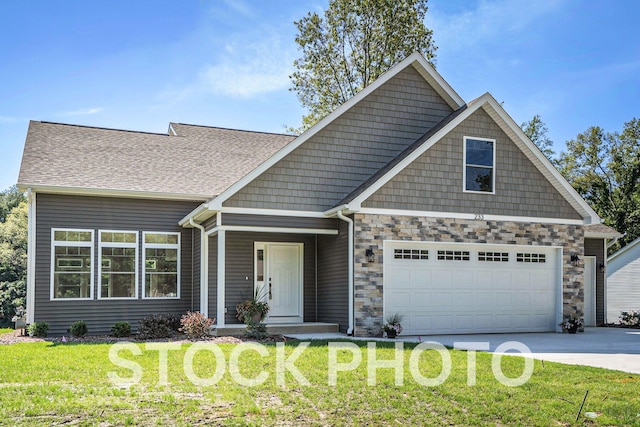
[17,53,620,337]
[606,237,640,323]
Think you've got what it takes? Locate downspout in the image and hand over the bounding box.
[189,218,208,318]
[336,209,354,336]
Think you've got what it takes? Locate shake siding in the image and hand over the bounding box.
[225,65,454,211]
[222,232,317,325]
[317,220,349,332]
[584,238,606,324]
[222,214,338,230]
[34,194,201,335]
[363,108,582,220]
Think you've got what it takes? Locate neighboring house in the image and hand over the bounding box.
[606,237,640,323]
[17,53,619,336]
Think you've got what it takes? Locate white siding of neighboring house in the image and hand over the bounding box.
[607,239,640,323]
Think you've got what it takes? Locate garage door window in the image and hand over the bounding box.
[437,250,470,261]
[478,252,509,262]
[517,253,546,263]
[394,249,428,260]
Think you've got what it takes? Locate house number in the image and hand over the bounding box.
[474,213,484,220]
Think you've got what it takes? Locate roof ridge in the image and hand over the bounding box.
[170,122,296,137]
[36,121,170,136]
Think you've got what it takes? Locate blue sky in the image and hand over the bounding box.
[1,0,639,191]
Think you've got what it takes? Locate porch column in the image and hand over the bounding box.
[217,230,226,326]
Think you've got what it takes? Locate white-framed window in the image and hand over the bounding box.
[142,232,180,299]
[51,229,94,300]
[98,230,138,299]
[463,136,496,193]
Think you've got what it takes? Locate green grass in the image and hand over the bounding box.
[0,339,638,426]
[0,328,13,334]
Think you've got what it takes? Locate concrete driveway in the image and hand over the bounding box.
[288,327,640,374]
[403,327,640,374]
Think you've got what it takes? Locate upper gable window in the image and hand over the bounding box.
[463,137,495,193]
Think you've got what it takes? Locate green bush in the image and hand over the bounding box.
[244,318,269,340]
[138,314,181,339]
[70,320,88,337]
[180,311,214,339]
[27,322,49,338]
[111,321,131,337]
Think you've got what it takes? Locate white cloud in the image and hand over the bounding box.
[59,107,104,116]
[426,0,562,51]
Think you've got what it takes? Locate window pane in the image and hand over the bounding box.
[101,273,135,298]
[145,273,178,298]
[466,166,493,192]
[54,230,92,242]
[54,272,92,298]
[466,139,493,166]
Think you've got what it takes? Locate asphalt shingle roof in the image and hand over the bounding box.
[17,121,295,199]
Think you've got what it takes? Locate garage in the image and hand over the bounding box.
[384,241,561,335]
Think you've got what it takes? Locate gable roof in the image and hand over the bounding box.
[17,121,293,200]
[584,223,621,239]
[335,92,601,224]
[201,52,465,212]
[608,236,640,262]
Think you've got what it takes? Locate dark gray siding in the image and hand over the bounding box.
[222,232,317,325]
[585,238,606,324]
[202,214,217,232]
[222,214,338,230]
[34,193,201,335]
[225,66,454,211]
[317,220,349,332]
[363,107,582,220]
[208,236,218,321]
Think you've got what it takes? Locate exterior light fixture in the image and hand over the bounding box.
[598,263,606,274]
[366,247,375,262]
[570,254,581,267]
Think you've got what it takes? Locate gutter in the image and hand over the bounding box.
[189,218,208,317]
[336,208,355,336]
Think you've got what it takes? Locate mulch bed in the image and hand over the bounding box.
[0,329,288,345]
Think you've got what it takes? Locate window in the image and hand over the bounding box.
[99,231,138,299]
[517,253,546,263]
[437,250,470,261]
[51,229,94,300]
[464,137,495,193]
[478,252,509,262]
[393,249,429,260]
[143,232,180,298]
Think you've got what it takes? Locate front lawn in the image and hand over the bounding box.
[0,328,12,334]
[0,339,638,426]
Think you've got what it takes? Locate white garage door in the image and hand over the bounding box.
[384,242,560,335]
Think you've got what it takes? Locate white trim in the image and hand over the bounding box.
[50,228,95,301]
[17,184,211,202]
[356,208,585,226]
[202,53,464,213]
[189,219,208,317]
[556,248,564,332]
[347,93,600,223]
[205,225,339,236]
[26,189,36,323]
[603,238,608,324]
[97,230,139,300]
[336,209,354,335]
[462,136,496,195]
[217,230,226,327]
[585,231,621,239]
[607,236,640,262]
[168,123,178,136]
[141,231,181,300]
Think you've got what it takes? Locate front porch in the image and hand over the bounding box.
[213,322,340,336]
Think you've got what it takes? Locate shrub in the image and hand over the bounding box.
[70,320,88,337]
[244,318,269,340]
[138,314,181,339]
[111,321,131,337]
[27,321,49,338]
[180,311,214,339]
[620,310,640,327]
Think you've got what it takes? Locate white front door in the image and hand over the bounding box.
[584,256,596,326]
[255,243,303,322]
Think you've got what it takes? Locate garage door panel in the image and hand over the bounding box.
[385,242,559,335]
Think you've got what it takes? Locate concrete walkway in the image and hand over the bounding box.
[287,327,640,374]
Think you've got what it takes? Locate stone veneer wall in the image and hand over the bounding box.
[353,214,584,337]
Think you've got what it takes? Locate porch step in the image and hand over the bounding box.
[213,322,339,336]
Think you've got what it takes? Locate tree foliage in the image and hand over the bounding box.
[291,0,437,130]
[0,185,26,223]
[0,201,27,323]
[521,115,556,162]
[557,118,640,253]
